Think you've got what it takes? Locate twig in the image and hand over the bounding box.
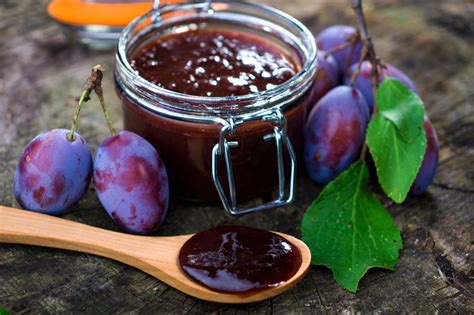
[351,0,382,90]
[351,0,383,161]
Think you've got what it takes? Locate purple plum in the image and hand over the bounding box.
[94,131,169,234]
[312,51,339,103]
[344,61,418,113]
[304,86,369,184]
[412,117,439,194]
[13,129,92,214]
[316,25,363,74]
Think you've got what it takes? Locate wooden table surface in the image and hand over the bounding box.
[1,0,473,313]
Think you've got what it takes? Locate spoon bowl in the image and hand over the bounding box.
[0,206,311,304]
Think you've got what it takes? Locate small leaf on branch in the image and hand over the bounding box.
[301,161,402,292]
[366,115,426,203]
[376,78,424,143]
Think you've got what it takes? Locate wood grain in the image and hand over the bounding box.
[0,205,311,304]
[0,0,473,313]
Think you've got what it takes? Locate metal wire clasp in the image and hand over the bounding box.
[152,0,213,23]
[211,108,297,216]
[152,0,161,23]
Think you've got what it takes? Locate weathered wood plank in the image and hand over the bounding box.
[0,0,473,313]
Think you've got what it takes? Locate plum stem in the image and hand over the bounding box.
[351,0,383,161]
[67,89,91,141]
[322,32,360,63]
[90,66,116,136]
[349,45,368,87]
[344,30,361,75]
[89,65,116,136]
[68,65,114,141]
[96,92,116,136]
[323,39,353,57]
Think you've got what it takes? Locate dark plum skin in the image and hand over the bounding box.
[304,86,370,184]
[13,129,92,214]
[344,61,418,113]
[412,117,439,194]
[316,25,363,74]
[312,51,339,103]
[94,131,169,235]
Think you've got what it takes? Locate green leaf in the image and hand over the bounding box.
[366,115,427,203]
[376,78,424,143]
[301,161,402,292]
[0,308,11,315]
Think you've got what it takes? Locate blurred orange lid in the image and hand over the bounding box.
[48,0,176,27]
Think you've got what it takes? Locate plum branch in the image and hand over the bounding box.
[351,0,383,89]
[351,0,383,161]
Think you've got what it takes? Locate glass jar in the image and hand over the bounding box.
[115,0,317,215]
[48,0,178,49]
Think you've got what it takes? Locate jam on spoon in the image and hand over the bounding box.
[178,225,303,293]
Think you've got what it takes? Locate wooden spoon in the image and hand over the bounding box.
[0,205,311,304]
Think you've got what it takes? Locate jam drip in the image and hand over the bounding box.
[130,29,298,97]
[178,226,302,293]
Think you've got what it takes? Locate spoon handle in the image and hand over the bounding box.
[0,205,143,259]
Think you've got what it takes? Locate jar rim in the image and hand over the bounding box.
[116,0,318,117]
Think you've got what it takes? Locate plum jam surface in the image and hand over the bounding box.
[178,226,302,293]
[130,29,299,97]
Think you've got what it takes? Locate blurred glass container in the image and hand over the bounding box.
[48,0,173,49]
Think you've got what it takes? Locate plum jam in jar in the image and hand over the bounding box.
[115,0,317,215]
